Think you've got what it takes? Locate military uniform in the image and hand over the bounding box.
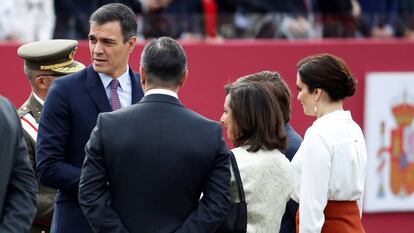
[18,94,54,233]
[17,39,85,233]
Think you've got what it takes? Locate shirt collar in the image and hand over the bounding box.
[314,110,352,125]
[33,92,44,105]
[145,88,178,99]
[98,67,130,90]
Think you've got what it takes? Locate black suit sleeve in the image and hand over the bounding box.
[36,81,81,195]
[79,114,129,233]
[175,126,231,233]
[0,98,37,233]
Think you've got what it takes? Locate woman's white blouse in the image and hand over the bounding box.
[231,147,293,233]
[291,111,367,233]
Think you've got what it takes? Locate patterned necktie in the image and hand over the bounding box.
[110,79,121,111]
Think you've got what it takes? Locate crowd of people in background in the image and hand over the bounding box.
[1,0,414,42]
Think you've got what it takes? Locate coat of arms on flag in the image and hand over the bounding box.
[364,72,414,212]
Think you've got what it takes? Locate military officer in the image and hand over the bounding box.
[17,39,85,233]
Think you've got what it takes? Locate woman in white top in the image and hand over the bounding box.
[220,76,293,233]
[291,53,367,233]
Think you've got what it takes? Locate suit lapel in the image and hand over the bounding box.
[129,68,144,104]
[85,66,112,112]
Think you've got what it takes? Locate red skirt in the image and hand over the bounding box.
[296,201,365,233]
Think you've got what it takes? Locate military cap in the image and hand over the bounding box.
[17,39,85,74]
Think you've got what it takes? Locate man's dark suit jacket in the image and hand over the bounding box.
[280,123,302,233]
[79,93,231,233]
[36,66,143,233]
[0,96,37,232]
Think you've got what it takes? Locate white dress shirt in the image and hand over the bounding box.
[291,110,367,233]
[99,67,132,109]
[145,88,178,99]
[33,92,44,106]
[231,146,293,233]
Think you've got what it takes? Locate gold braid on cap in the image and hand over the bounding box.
[39,50,75,70]
[51,65,85,74]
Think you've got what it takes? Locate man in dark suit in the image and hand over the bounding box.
[36,4,144,233]
[235,71,302,233]
[0,96,37,233]
[79,37,231,233]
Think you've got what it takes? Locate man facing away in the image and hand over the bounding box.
[235,71,302,233]
[79,37,231,233]
[0,96,37,233]
[35,3,144,233]
[17,39,85,233]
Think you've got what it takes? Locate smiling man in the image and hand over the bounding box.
[35,4,144,233]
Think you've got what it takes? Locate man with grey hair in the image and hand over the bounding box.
[80,37,231,233]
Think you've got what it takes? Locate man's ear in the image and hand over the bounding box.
[178,69,188,88]
[139,66,146,85]
[127,36,137,54]
[139,66,147,92]
[34,76,48,90]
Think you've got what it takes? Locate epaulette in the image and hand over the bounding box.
[17,105,31,118]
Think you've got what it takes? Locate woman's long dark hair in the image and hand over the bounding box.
[226,82,286,152]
